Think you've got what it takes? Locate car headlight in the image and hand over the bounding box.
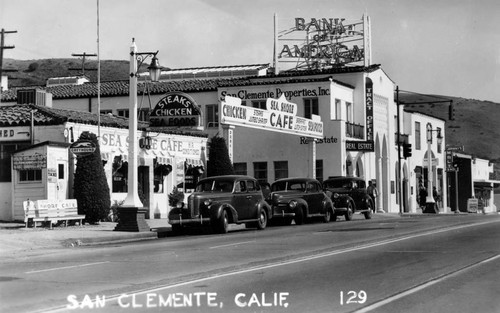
[204,199,212,206]
[333,193,340,199]
[176,202,185,209]
[289,200,297,209]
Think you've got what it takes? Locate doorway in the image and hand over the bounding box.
[138,166,150,219]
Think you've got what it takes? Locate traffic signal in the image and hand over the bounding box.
[403,143,412,159]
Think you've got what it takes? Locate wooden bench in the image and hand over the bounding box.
[23,199,86,229]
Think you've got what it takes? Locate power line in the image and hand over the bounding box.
[69,52,97,76]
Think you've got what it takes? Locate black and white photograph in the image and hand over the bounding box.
[0,0,499,312]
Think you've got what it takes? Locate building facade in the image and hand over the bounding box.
[0,63,453,219]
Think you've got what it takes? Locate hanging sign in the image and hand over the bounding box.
[365,77,374,141]
[150,92,202,129]
[70,140,96,157]
[346,140,374,152]
[221,95,323,139]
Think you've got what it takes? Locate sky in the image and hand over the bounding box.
[1,0,500,102]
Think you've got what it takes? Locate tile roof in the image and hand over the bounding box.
[0,104,208,137]
[1,64,378,102]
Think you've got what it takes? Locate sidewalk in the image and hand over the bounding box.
[1,211,486,257]
[0,219,171,257]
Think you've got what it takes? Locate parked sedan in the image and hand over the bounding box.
[266,177,334,225]
[323,176,374,221]
[168,175,271,234]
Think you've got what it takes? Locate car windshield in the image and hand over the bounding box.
[272,181,306,192]
[324,180,351,189]
[196,179,234,192]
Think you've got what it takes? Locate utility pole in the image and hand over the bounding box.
[0,28,17,103]
[69,52,97,76]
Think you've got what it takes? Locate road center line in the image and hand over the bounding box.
[25,261,110,274]
[352,253,500,313]
[41,219,500,312]
[106,220,500,296]
[209,240,255,249]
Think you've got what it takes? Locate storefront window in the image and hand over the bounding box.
[19,169,42,182]
[253,162,268,184]
[154,160,172,193]
[274,161,288,180]
[206,104,219,128]
[0,143,30,182]
[234,162,247,175]
[112,156,127,192]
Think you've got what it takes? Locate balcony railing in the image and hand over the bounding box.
[346,122,364,139]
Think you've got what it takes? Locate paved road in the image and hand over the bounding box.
[1,214,499,313]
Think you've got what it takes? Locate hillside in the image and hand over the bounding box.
[2,58,131,86]
[2,59,500,177]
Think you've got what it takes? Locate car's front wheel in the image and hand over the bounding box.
[364,201,373,219]
[294,207,305,225]
[345,203,354,221]
[213,210,229,234]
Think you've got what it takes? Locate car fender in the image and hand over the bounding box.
[335,195,354,210]
[209,202,238,223]
[359,195,373,211]
[257,200,272,219]
[291,198,309,215]
[322,197,334,212]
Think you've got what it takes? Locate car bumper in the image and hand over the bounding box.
[272,206,295,218]
[168,214,210,226]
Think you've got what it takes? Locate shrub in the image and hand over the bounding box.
[168,187,184,208]
[73,131,111,224]
[207,136,234,177]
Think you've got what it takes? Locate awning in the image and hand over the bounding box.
[156,156,173,165]
[474,179,500,188]
[186,158,204,167]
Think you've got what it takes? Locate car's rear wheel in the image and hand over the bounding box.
[345,203,354,221]
[256,209,267,230]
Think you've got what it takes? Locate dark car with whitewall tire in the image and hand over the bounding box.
[168,175,271,234]
[266,177,334,225]
[322,176,374,221]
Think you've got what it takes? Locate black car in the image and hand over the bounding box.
[168,175,271,234]
[267,177,334,225]
[322,176,374,221]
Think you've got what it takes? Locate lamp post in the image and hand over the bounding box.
[424,123,443,213]
[115,38,161,232]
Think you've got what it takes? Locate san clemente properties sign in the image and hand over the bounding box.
[221,95,323,139]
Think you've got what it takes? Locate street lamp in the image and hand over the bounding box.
[424,123,443,213]
[115,38,162,232]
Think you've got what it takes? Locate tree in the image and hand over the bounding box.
[73,131,111,224]
[207,136,235,177]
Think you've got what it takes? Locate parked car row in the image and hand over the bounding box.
[167,175,375,235]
